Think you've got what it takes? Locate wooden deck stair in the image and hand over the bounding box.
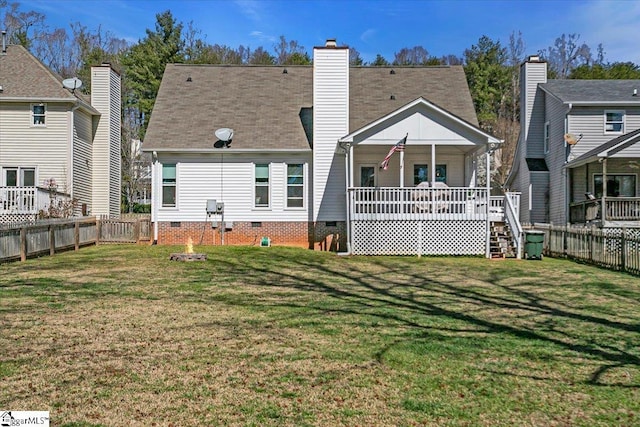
[490,221,516,259]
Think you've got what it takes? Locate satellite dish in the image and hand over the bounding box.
[62,77,83,92]
[564,133,582,145]
[215,128,234,142]
[215,128,234,145]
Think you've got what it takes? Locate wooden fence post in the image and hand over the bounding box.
[49,225,55,256]
[96,219,101,244]
[621,227,627,272]
[20,226,27,262]
[75,220,80,251]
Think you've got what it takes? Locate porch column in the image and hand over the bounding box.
[601,158,607,222]
[431,144,436,184]
[485,147,491,258]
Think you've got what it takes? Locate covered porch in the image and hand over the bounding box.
[566,129,640,228]
[338,97,521,256]
[0,186,71,222]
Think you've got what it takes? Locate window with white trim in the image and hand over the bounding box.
[543,121,550,154]
[286,163,304,208]
[2,167,35,187]
[255,163,270,207]
[604,110,624,134]
[31,104,46,126]
[162,164,176,207]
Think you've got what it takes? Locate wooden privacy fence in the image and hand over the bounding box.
[0,216,151,262]
[535,224,640,276]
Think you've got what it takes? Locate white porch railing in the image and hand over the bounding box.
[0,186,67,216]
[348,187,518,221]
[503,192,523,258]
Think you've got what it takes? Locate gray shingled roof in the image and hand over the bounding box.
[0,44,83,101]
[540,79,640,104]
[144,64,478,151]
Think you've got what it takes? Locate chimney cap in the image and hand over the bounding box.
[527,55,542,62]
[325,39,337,48]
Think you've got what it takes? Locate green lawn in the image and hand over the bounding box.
[1,245,639,426]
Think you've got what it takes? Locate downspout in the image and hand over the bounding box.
[344,142,352,254]
[563,103,573,224]
[152,151,159,243]
[68,102,81,204]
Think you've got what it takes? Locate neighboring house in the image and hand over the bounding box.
[144,39,517,256]
[508,55,640,227]
[0,37,121,223]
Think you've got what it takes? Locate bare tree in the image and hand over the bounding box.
[273,35,307,65]
[393,46,430,65]
[539,33,592,79]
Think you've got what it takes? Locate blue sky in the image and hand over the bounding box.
[20,0,640,64]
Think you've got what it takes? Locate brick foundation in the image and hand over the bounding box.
[155,220,347,251]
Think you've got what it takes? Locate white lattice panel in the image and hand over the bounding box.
[0,214,36,225]
[351,220,485,255]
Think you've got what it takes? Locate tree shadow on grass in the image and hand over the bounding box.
[204,250,640,388]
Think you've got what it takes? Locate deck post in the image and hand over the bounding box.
[485,148,491,258]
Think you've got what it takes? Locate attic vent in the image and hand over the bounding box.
[282,68,288,74]
[186,76,192,82]
[390,69,396,74]
[390,94,396,100]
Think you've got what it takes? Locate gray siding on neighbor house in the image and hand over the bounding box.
[530,172,550,224]
[546,96,569,224]
[567,107,640,158]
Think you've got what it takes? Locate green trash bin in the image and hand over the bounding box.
[524,230,544,260]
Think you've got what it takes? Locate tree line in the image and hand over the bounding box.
[2,2,639,211]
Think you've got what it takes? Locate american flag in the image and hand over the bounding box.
[380,135,407,170]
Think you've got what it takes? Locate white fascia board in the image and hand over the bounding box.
[142,148,312,154]
[562,101,640,106]
[0,96,99,115]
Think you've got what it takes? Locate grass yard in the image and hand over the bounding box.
[1,245,639,426]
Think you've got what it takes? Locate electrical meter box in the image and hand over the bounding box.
[206,200,224,214]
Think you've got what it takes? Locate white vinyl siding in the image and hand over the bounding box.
[91,65,121,217]
[313,46,349,221]
[0,102,70,192]
[153,154,310,223]
[72,110,94,213]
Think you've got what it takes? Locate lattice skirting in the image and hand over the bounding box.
[351,220,486,255]
[0,213,36,225]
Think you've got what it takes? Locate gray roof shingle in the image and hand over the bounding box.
[0,44,86,102]
[540,79,640,104]
[144,64,478,151]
